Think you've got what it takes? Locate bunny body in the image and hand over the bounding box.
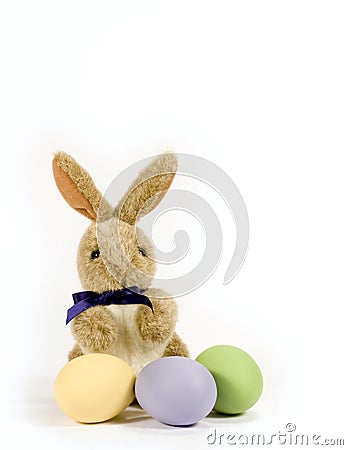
[53,152,189,375]
[101,304,167,371]
[72,303,172,375]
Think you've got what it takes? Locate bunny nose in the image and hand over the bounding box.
[110,263,123,276]
[102,257,123,279]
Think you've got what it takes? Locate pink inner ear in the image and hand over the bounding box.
[52,159,97,221]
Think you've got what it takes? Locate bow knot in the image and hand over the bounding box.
[66,287,153,324]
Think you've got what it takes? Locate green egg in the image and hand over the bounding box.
[196,345,263,414]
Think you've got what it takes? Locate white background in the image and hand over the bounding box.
[0,1,347,449]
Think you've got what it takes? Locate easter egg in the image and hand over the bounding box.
[135,356,217,426]
[196,345,263,414]
[54,354,135,423]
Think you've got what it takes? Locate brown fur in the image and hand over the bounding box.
[163,332,190,358]
[77,223,123,293]
[53,153,103,220]
[71,305,118,352]
[52,152,189,373]
[116,153,178,224]
[136,288,178,343]
[68,343,83,361]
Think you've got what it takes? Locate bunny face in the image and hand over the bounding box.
[77,219,156,293]
[52,151,177,293]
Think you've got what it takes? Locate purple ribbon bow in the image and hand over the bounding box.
[66,286,153,324]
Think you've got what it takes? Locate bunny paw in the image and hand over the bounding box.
[136,293,178,343]
[71,306,117,352]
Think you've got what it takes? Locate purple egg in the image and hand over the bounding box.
[135,356,217,426]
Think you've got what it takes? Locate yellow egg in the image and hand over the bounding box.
[54,354,135,423]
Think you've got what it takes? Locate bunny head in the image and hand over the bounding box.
[52,152,177,294]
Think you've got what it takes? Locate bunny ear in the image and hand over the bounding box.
[116,153,178,225]
[52,152,103,221]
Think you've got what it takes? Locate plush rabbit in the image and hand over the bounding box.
[52,152,189,375]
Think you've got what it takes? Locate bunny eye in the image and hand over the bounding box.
[91,250,100,260]
[138,247,147,257]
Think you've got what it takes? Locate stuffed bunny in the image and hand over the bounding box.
[52,152,189,375]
